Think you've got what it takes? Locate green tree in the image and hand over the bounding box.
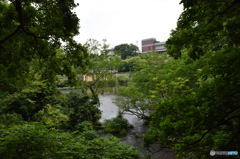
[144,0,240,158]
[66,90,101,128]
[0,0,88,96]
[79,39,121,94]
[118,56,144,72]
[115,52,200,120]
[114,43,139,60]
[0,0,91,126]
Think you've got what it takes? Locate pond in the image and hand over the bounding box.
[99,94,175,159]
[60,88,175,158]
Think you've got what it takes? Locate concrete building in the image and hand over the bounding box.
[141,38,166,54]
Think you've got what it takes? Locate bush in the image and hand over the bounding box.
[66,90,101,128]
[75,121,93,132]
[104,116,131,135]
[0,123,63,159]
[0,113,23,128]
[1,81,64,121]
[0,123,140,159]
[33,104,69,128]
[117,76,129,86]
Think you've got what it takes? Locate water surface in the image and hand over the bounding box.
[99,94,175,159]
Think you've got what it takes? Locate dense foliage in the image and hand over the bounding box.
[0,0,88,95]
[0,1,140,158]
[114,43,139,60]
[66,90,101,128]
[0,122,140,159]
[115,1,240,158]
[104,115,132,135]
[80,39,121,93]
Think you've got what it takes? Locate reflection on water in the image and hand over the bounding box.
[99,94,175,159]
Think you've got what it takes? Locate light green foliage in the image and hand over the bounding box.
[116,42,240,158]
[104,116,131,135]
[117,76,129,86]
[143,52,240,158]
[115,53,192,120]
[0,123,140,159]
[34,104,69,128]
[80,39,121,94]
[143,0,240,158]
[118,56,144,72]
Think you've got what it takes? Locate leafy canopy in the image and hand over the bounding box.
[0,0,88,95]
[114,43,139,60]
[144,0,240,158]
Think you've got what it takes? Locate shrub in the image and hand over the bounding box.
[104,116,131,135]
[75,121,93,132]
[1,81,64,121]
[117,76,129,86]
[66,90,101,128]
[0,123,140,159]
[0,123,63,159]
[33,104,69,128]
[0,113,23,128]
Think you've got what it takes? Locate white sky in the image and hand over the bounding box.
[74,0,183,50]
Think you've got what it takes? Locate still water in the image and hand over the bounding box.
[99,94,175,159]
[60,88,175,158]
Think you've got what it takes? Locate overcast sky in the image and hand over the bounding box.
[74,0,183,50]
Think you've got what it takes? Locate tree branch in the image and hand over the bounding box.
[207,0,240,25]
[0,0,49,45]
[177,107,240,146]
[22,28,49,40]
[0,25,22,45]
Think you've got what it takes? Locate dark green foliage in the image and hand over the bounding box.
[118,60,134,72]
[167,0,240,59]
[0,113,23,129]
[0,123,140,159]
[66,90,101,127]
[114,43,139,60]
[143,0,240,158]
[1,81,64,121]
[0,1,140,158]
[0,123,63,159]
[104,116,131,135]
[0,0,88,94]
